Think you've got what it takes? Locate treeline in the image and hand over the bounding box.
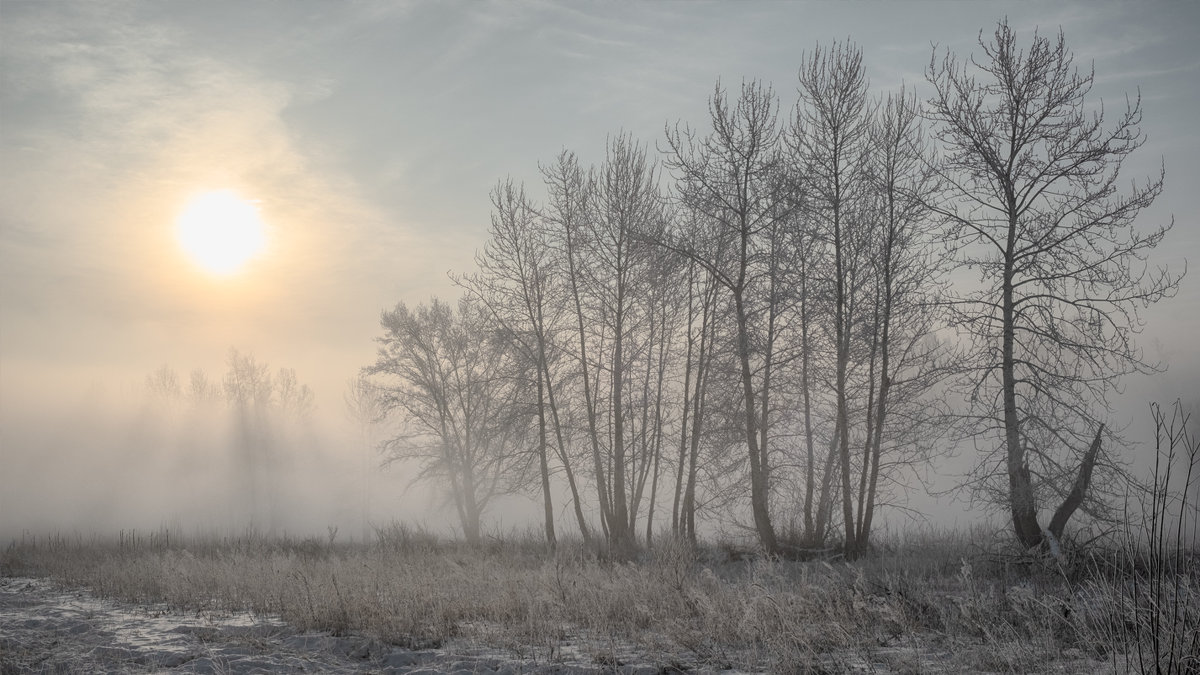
[366,22,1179,556]
[146,350,315,421]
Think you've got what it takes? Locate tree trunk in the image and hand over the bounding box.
[536,364,556,549]
[543,358,591,544]
[611,273,630,551]
[672,263,697,535]
[858,282,892,554]
[645,304,670,547]
[736,292,777,554]
[815,424,841,543]
[800,264,817,543]
[682,296,713,544]
[566,225,614,542]
[852,283,882,558]
[1004,213,1043,549]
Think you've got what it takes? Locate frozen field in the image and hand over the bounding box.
[0,577,691,674]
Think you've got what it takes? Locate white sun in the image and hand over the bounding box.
[176,190,267,275]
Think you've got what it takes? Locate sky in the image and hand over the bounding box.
[2,1,1198,535]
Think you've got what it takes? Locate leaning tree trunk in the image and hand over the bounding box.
[1048,426,1104,542]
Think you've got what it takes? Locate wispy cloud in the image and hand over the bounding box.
[0,2,414,378]
[1097,60,1200,86]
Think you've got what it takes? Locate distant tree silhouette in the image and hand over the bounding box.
[345,373,384,543]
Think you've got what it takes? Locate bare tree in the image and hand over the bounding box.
[368,298,531,544]
[187,369,222,408]
[583,132,667,553]
[926,20,1181,548]
[138,354,314,532]
[274,367,315,423]
[146,365,182,404]
[790,212,827,546]
[790,42,875,556]
[670,250,722,544]
[662,80,795,554]
[849,86,953,554]
[223,350,275,411]
[463,177,593,547]
[632,223,685,547]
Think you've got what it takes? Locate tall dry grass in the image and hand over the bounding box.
[7,520,1191,673]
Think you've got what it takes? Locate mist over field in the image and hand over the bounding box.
[2,354,1193,544]
[0,353,556,542]
[2,0,1199,549]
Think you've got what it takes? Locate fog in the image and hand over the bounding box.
[2,358,1194,543]
[2,1,1198,545]
[0,361,535,543]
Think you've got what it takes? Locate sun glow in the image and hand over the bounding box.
[176,190,267,275]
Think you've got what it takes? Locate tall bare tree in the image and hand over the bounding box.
[543,149,615,544]
[274,367,315,424]
[848,86,953,554]
[188,369,222,408]
[584,132,667,553]
[632,223,685,547]
[926,20,1181,548]
[663,80,795,554]
[790,42,875,556]
[146,365,183,404]
[464,178,593,547]
[217,350,315,532]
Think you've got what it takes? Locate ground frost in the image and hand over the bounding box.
[0,577,735,673]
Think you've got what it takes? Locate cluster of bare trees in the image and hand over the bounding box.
[143,349,316,531]
[366,21,1178,555]
[146,350,315,422]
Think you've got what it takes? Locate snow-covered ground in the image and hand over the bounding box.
[0,577,691,674]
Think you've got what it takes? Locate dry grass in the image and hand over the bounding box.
[4,522,1194,673]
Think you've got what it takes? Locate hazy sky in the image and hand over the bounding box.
[2,1,1198,531]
